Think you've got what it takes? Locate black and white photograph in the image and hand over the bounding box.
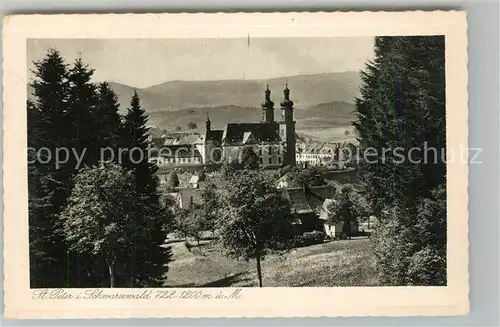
[3,11,470,319]
[26,35,448,289]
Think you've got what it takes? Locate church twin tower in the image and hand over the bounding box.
[261,84,296,166]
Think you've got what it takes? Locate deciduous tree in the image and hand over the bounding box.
[218,170,294,287]
[326,185,359,234]
[240,146,260,170]
[200,182,220,236]
[60,163,172,287]
[287,166,326,188]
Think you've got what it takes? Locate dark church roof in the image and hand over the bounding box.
[206,130,224,142]
[222,122,281,145]
[195,129,223,144]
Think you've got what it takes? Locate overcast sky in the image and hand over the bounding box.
[27,37,374,88]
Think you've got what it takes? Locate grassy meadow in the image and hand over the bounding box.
[163,238,377,287]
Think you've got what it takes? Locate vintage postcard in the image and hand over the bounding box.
[3,12,469,319]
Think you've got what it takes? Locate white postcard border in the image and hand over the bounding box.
[2,11,469,319]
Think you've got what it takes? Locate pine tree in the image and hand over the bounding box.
[120,91,170,286]
[94,82,122,162]
[67,57,98,167]
[28,49,72,287]
[121,91,158,194]
[354,36,446,285]
[61,56,103,287]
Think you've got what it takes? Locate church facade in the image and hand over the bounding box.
[195,85,297,168]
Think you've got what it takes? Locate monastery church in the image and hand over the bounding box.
[194,85,297,167]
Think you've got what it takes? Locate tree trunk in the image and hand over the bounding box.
[106,253,116,288]
[108,262,115,288]
[256,254,263,287]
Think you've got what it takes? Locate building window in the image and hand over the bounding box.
[268,157,272,164]
[269,147,272,155]
[278,157,282,164]
[260,158,263,164]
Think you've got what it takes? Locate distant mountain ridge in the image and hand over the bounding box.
[106,71,361,113]
[27,71,361,113]
[27,71,361,141]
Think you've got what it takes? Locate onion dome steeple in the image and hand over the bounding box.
[280,83,294,108]
[261,84,274,110]
[261,84,275,122]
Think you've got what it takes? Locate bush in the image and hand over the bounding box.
[294,231,325,247]
[407,247,446,286]
[371,187,447,286]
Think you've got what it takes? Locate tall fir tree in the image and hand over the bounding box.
[94,82,122,162]
[121,91,158,194]
[28,49,72,287]
[354,36,446,285]
[67,57,98,167]
[120,91,170,286]
[63,56,105,287]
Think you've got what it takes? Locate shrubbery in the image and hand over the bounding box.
[371,186,446,286]
[294,231,326,248]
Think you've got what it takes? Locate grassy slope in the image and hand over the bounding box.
[164,238,377,287]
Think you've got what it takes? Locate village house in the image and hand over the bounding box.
[280,184,360,238]
[188,173,207,189]
[281,185,334,233]
[318,198,359,239]
[295,142,343,169]
[164,187,203,210]
[149,144,203,167]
